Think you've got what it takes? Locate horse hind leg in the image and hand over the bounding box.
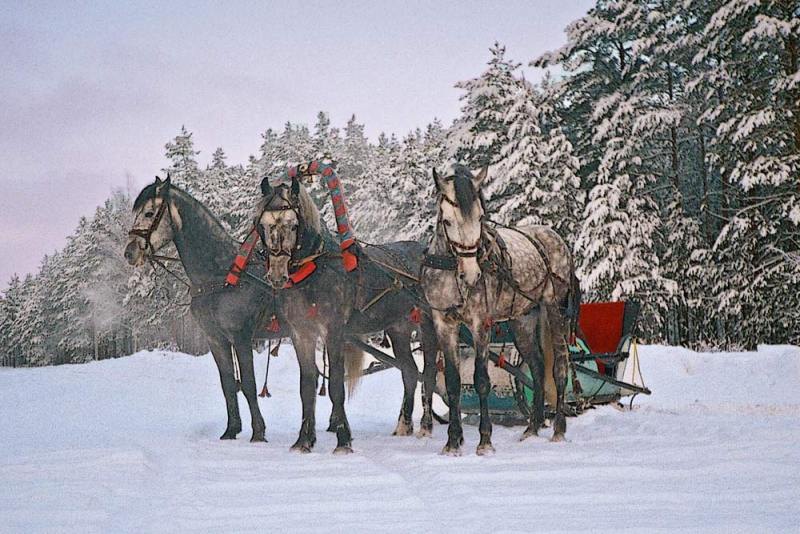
[417,316,439,438]
[387,326,417,437]
[510,311,546,440]
[327,332,355,454]
[547,305,570,442]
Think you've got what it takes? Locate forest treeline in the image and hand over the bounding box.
[1,0,798,366]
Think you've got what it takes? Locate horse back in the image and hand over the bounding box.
[496,225,572,301]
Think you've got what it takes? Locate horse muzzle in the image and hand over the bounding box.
[124,240,147,267]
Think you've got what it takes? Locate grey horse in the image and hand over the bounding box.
[255,174,439,453]
[124,176,287,442]
[420,164,579,455]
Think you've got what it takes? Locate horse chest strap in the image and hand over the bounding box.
[284,261,317,288]
[422,253,457,271]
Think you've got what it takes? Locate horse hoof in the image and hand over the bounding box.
[219,431,238,440]
[476,443,495,456]
[290,442,313,453]
[520,427,539,441]
[250,433,267,443]
[551,432,566,443]
[440,444,462,456]
[416,426,432,438]
[333,445,354,455]
[392,421,414,436]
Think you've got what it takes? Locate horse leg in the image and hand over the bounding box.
[387,325,417,437]
[326,332,355,454]
[473,331,495,455]
[510,310,546,440]
[291,333,318,452]
[548,304,569,442]
[433,313,463,455]
[417,315,438,438]
[233,337,266,442]
[208,338,241,440]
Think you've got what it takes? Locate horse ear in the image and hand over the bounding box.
[473,166,488,187]
[260,176,273,197]
[432,168,442,192]
[291,176,300,197]
[164,173,171,188]
[155,175,162,185]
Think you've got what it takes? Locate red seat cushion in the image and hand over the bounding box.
[578,301,626,374]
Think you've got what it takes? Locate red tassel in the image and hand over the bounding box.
[318,383,327,396]
[497,352,506,369]
[436,355,445,373]
[307,303,318,318]
[259,385,271,398]
[568,332,577,346]
[409,306,422,324]
[483,317,494,331]
[342,248,358,272]
[267,315,280,333]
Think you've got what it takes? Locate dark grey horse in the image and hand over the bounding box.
[420,164,578,455]
[124,176,287,442]
[255,175,439,453]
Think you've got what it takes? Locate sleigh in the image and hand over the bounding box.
[452,300,650,424]
[350,300,650,425]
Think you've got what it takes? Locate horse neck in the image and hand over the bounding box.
[170,191,238,285]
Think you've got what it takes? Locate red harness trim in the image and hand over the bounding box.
[225,227,260,286]
[283,261,317,288]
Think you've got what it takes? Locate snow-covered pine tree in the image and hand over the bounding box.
[449,42,522,209]
[688,0,800,346]
[163,125,202,191]
[495,77,583,242]
[536,1,677,337]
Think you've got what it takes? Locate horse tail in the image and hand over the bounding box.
[344,339,365,397]
[538,304,557,408]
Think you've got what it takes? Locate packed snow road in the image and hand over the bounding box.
[1,344,798,533]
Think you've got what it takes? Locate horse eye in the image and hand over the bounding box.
[443,220,451,227]
[144,211,154,218]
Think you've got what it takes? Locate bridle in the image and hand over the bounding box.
[257,185,323,269]
[127,186,189,291]
[438,191,483,260]
[128,192,171,257]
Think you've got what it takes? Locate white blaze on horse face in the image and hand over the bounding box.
[125,198,176,267]
[440,185,483,287]
[259,208,299,287]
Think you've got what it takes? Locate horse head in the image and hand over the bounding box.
[125,175,179,266]
[256,175,305,288]
[433,163,488,287]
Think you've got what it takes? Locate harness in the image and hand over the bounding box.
[256,187,328,289]
[128,193,170,255]
[422,202,564,315]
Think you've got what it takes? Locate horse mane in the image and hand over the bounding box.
[255,180,322,233]
[133,180,232,241]
[451,164,482,217]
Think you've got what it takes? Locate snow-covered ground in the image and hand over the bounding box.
[1,344,799,533]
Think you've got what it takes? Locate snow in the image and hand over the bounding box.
[2,344,799,533]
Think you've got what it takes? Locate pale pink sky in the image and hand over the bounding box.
[0,1,593,285]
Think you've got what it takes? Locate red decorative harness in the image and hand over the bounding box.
[225,227,260,287]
